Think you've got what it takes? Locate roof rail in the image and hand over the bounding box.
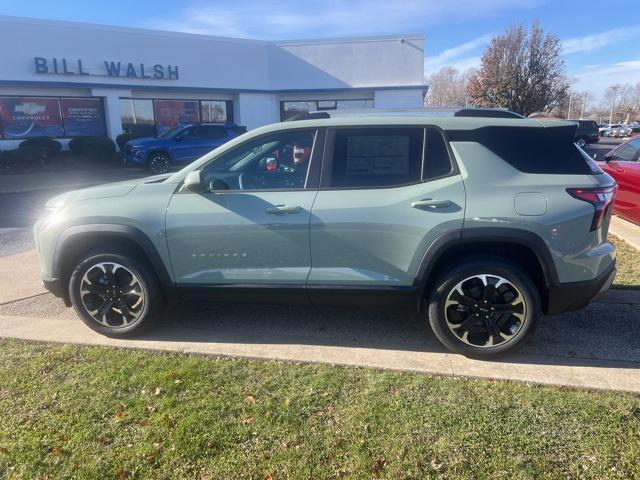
[454,108,524,119]
[284,111,331,121]
[285,108,524,120]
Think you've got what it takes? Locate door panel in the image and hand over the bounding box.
[166,191,316,285]
[308,175,466,286]
[620,163,640,224]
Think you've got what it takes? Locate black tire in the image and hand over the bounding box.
[147,152,170,174]
[427,256,541,359]
[575,136,588,148]
[68,252,163,337]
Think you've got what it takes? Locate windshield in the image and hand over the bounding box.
[156,125,186,139]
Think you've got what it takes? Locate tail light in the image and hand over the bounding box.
[566,186,617,231]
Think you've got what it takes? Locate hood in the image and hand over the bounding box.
[45,173,172,210]
[126,136,171,148]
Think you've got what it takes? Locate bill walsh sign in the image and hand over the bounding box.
[34,57,179,80]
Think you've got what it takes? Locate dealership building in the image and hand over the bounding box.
[0,15,426,149]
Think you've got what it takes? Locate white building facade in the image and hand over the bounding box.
[0,16,426,149]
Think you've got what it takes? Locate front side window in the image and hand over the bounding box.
[328,128,423,188]
[612,140,640,162]
[202,130,316,191]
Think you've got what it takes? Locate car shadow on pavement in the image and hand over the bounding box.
[131,299,640,368]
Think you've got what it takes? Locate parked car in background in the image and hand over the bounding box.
[123,122,247,173]
[569,119,599,148]
[629,126,640,138]
[34,110,617,358]
[599,137,640,225]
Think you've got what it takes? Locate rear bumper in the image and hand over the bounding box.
[546,262,616,315]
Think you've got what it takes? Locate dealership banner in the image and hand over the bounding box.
[61,98,107,137]
[153,100,200,134]
[0,97,64,138]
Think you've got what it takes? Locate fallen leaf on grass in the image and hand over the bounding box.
[153,387,161,396]
[244,395,256,404]
[174,379,182,384]
[430,459,443,471]
[264,474,273,480]
[50,447,63,456]
[0,446,8,454]
[115,411,125,418]
[116,467,130,479]
[242,416,254,425]
[371,457,386,474]
[139,419,150,426]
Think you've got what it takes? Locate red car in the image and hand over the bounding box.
[599,137,640,225]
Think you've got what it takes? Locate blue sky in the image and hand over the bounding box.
[0,0,638,100]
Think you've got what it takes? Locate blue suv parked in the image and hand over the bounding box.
[123,122,247,173]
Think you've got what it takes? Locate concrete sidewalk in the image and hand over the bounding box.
[0,167,148,195]
[610,215,640,251]
[2,311,639,393]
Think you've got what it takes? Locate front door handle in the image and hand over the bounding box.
[411,199,451,210]
[265,205,303,215]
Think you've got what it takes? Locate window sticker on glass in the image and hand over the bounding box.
[345,135,410,175]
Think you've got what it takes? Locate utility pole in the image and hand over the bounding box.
[580,94,586,119]
[567,93,573,119]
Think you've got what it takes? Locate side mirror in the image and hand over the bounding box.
[183,170,204,192]
[604,152,613,163]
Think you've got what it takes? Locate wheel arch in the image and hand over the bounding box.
[415,228,558,314]
[53,225,176,305]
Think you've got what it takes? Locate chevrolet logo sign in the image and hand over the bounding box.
[15,103,47,115]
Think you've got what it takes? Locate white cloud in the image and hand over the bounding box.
[143,0,543,39]
[424,33,492,74]
[570,60,640,98]
[562,25,640,55]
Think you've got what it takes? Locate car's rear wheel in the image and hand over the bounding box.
[427,257,541,358]
[147,152,170,174]
[575,136,587,148]
[69,252,162,337]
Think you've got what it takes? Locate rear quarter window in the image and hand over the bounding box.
[447,125,596,175]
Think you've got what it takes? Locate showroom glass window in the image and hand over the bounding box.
[120,99,155,136]
[60,98,107,137]
[280,99,374,121]
[202,130,316,191]
[0,96,107,139]
[153,100,200,135]
[201,100,232,122]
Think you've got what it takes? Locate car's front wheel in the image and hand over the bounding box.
[427,257,541,358]
[147,152,171,174]
[575,136,587,148]
[69,252,162,337]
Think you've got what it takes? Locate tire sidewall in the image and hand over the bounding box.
[427,258,541,358]
[69,252,161,337]
[148,153,170,174]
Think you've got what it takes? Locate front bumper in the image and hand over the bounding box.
[42,277,71,306]
[546,262,616,315]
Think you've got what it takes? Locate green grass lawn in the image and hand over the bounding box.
[0,340,639,479]
[610,235,640,288]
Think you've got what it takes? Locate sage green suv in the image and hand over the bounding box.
[34,110,617,358]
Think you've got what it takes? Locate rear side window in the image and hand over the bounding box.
[329,128,423,188]
[424,128,453,180]
[447,125,595,174]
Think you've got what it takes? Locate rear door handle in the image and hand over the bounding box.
[265,205,303,215]
[411,199,451,210]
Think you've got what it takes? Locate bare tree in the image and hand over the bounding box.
[603,85,625,124]
[425,67,472,107]
[467,21,569,116]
